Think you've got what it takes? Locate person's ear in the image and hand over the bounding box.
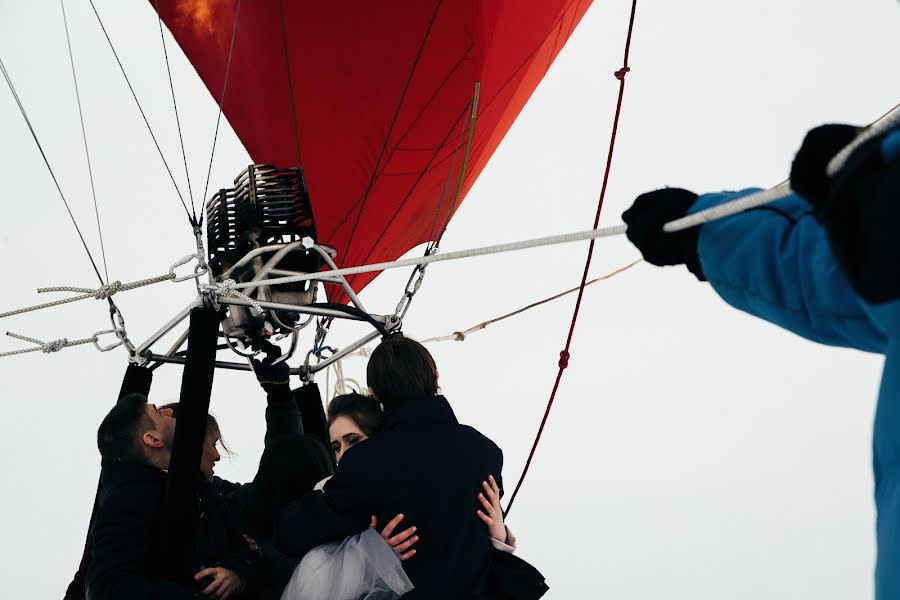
[367,387,377,399]
[142,430,164,448]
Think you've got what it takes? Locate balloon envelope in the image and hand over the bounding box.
[153,0,592,300]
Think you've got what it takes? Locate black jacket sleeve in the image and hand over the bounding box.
[274,452,372,557]
[294,383,328,447]
[263,383,303,446]
[118,364,153,400]
[65,365,155,599]
[219,521,262,596]
[86,487,196,600]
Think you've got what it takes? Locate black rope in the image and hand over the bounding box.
[60,0,109,284]
[340,0,443,263]
[201,0,241,209]
[0,55,105,285]
[278,0,302,168]
[154,0,196,220]
[88,0,192,223]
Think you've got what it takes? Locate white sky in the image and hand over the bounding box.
[1,1,899,598]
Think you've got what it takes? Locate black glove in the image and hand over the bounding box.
[622,188,706,281]
[790,123,860,211]
[820,129,900,303]
[251,344,291,402]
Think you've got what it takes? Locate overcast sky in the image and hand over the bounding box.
[1,1,899,598]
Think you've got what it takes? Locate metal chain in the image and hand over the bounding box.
[393,244,438,320]
[302,317,335,380]
[107,301,135,354]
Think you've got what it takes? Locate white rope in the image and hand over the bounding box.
[230,227,632,292]
[827,102,900,176]
[204,279,263,316]
[670,101,900,232]
[420,259,642,344]
[324,357,363,400]
[0,273,176,320]
[0,330,114,358]
[222,99,899,294]
[318,260,640,396]
[662,182,792,232]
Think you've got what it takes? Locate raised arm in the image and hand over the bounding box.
[623,188,887,353]
[251,352,304,444]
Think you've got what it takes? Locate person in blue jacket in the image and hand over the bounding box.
[622,122,900,598]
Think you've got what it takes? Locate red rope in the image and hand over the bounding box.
[505,0,639,515]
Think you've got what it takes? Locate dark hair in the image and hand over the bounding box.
[366,334,437,409]
[160,402,232,455]
[326,393,384,438]
[97,393,153,464]
[244,435,334,537]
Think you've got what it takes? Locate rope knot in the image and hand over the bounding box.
[214,279,263,316]
[95,281,122,299]
[558,349,570,369]
[453,331,466,341]
[41,338,67,353]
[614,66,631,80]
[218,278,238,295]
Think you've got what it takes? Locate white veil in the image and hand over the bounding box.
[280,528,414,600]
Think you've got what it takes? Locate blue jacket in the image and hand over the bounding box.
[690,188,900,598]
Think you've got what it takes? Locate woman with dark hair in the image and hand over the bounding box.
[246,432,416,600]
[326,392,385,463]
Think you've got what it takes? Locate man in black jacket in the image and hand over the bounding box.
[276,335,504,598]
[86,393,258,599]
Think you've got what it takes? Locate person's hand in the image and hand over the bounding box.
[194,566,244,599]
[250,344,290,387]
[476,475,507,544]
[818,126,900,303]
[372,513,418,560]
[622,188,706,280]
[790,123,861,211]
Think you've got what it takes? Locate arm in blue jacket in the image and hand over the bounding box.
[690,189,887,353]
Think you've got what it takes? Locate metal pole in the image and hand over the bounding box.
[134,297,202,356]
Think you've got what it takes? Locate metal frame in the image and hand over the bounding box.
[130,242,400,378]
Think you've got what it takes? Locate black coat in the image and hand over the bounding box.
[69,380,307,599]
[85,460,259,600]
[276,395,503,599]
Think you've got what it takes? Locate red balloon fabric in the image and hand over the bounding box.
[152,0,592,301]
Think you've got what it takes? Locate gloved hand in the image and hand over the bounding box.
[819,126,900,303]
[790,123,860,211]
[622,188,706,281]
[250,344,290,387]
